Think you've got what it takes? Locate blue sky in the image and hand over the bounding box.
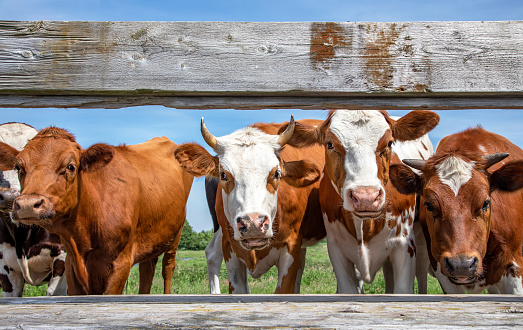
[1,0,522,231]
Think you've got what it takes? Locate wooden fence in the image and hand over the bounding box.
[0,20,523,328]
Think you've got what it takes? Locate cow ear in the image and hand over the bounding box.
[489,161,523,192]
[80,144,115,172]
[389,163,421,195]
[0,142,20,170]
[282,159,321,187]
[175,143,218,177]
[280,119,329,148]
[390,110,440,142]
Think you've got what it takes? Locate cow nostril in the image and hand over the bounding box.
[348,190,358,203]
[444,257,454,272]
[376,189,383,201]
[469,257,479,271]
[34,199,43,209]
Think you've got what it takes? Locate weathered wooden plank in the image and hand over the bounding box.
[2,94,523,110]
[0,20,522,110]
[0,295,522,329]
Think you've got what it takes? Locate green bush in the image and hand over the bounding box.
[178,220,214,250]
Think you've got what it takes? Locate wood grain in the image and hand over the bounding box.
[0,295,522,328]
[0,21,522,109]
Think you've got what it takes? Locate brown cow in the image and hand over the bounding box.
[0,127,193,295]
[286,110,439,293]
[390,127,523,294]
[175,117,326,293]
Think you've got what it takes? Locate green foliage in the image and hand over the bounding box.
[178,220,214,251]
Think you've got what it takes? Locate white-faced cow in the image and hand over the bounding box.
[286,110,439,293]
[175,117,326,293]
[0,127,193,295]
[390,127,523,294]
[0,123,67,297]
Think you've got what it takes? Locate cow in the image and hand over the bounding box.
[285,110,439,293]
[0,127,193,295]
[175,116,326,293]
[390,126,523,294]
[0,123,67,297]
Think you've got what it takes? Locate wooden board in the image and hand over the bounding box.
[0,20,522,110]
[1,295,523,328]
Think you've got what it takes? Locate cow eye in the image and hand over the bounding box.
[481,200,491,212]
[220,172,228,181]
[326,142,334,150]
[388,141,393,148]
[424,202,435,213]
[66,164,76,172]
[273,170,281,180]
[14,165,20,172]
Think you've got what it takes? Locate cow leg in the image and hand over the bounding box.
[0,268,24,297]
[138,257,158,294]
[327,240,361,294]
[382,258,394,294]
[414,221,429,294]
[162,228,183,294]
[46,252,67,296]
[389,242,416,293]
[205,227,223,294]
[293,247,307,293]
[275,245,301,294]
[104,254,134,294]
[224,244,249,294]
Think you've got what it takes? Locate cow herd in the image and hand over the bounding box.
[1,109,523,297]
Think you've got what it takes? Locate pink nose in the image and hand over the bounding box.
[347,187,383,212]
[236,213,270,236]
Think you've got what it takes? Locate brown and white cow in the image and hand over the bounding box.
[0,123,67,297]
[175,117,326,293]
[0,127,193,295]
[390,127,523,294]
[286,110,439,293]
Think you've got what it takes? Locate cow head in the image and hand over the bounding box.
[390,152,523,285]
[175,116,321,250]
[0,127,115,226]
[287,110,439,218]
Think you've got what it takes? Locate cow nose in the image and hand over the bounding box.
[444,255,479,276]
[348,187,383,211]
[236,213,270,235]
[13,195,49,219]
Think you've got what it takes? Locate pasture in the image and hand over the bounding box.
[15,243,444,296]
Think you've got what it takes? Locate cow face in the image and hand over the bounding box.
[288,110,439,218]
[175,117,320,250]
[0,127,114,226]
[390,153,523,285]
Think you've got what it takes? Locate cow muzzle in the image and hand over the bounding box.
[443,254,480,285]
[12,194,55,223]
[346,187,385,217]
[235,213,272,250]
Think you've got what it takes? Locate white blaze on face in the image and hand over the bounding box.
[435,156,475,196]
[329,110,390,211]
[215,127,281,241]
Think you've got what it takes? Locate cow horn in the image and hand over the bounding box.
[278,115,295,146]
[201,117,218,150]
[402,159,427,171]
[483,152,509,169]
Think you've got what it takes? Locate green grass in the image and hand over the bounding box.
[9,243,444,296]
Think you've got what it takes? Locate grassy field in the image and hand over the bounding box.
[16,243,444,296]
